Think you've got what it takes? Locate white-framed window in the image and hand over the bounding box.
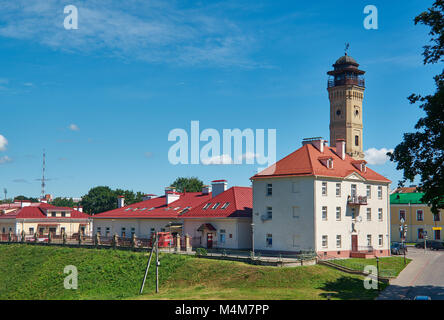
[266,183,272,196]
[221,202,230,209]
[29,227,34,234]
[378,208,383,221]
[266,234,272,247]
[378,186,383,199]
[367,208,371,221]
[366,185,371,199]
[367,234,372,246]
[416,210,424,221]
[292,181,300,193]
[219,229,226,243]
[378,235,383,247]
[336,235,341,248]
[322,182,327,196]
[336,207,341,221]
[322,206,328,221]
[266,207,273,220]
[292,206,300,219]
[351,184,357,197]
[322,235,328,248]
[336,183,341,197]
[399,210,406,221]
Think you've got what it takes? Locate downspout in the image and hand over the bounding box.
[313,177,317,255]
[386,184,391,254]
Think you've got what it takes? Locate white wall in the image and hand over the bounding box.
[252,176,316,252]
[93,218,173,238]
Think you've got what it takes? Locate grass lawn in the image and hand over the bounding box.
[0,244,401,300]
[332,257,411,278]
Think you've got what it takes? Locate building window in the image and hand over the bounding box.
[150,228,155,236]
[367,234,372,246]
[378,208,383,221]
[378,235,383,247]
[106,227,110,236]
[351,184,357,198]
[336,183,341,197]
[355,135,359,146]
[266,184,272,196]
[292,206,300,219]
[220,229,226,243]
[366,185,371,199]
[417,210,424,221]
[203,203,211,210]
[399,210,406,221]
[266,207,273,220]
[266,234,272,247]
[378,186,383,199]
[336,235,341,248]
[51,212,56,217]
[212,203,220,209]
[29,227,34,234]
[322,206,328,221]
[96,227,101,234]
[435,230,441,240]
[367,208,372,221]
[121,228,126,237]
[418,228,424,239]
[61,212,66,217]
[322,182,327,196]
[131,227,135,236]
[221,202,230,209]
[322,235,328,248]
[351,208,356,220]
[434,213,440,222]
[336,207,341,221]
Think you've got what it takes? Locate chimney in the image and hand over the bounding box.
[142,194,156,201]
[336,139,346,160]
[76,206,83,212]
[211,180,227,198]
[117,196,125,208]
[165,187,180,205]
[302,137,325,153]
[202,185,211,195]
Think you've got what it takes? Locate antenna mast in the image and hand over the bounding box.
[41,150,46,200]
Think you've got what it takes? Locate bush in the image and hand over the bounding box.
[196,248,208,256]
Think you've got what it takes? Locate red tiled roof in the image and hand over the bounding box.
[181,187,252,218]
[0,203,90,220]
[251,143,390,183]
[93,192,212,219]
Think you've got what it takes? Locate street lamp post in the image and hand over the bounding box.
[251,223,255,259]
[376,257,380,291]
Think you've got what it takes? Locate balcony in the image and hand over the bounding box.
[347,195,368,206]
[327,77,365,88]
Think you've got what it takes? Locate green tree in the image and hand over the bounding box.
[388,0,444,214]
[81,186,117,214]
[13,195,39,203]
[170,177,204,193]
[51,197,77,208]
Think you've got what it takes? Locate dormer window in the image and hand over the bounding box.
[221,202,230,209]
[319,156,334,169]
[327,158,333,169]
[212,203,220,209]
[352,160,367,172]
[203,203,211,210]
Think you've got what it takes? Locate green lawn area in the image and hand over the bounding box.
[0,244,402,300]
[332,257,411,278]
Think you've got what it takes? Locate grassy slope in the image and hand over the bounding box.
[0,245,401,300]
[333,257,411,277]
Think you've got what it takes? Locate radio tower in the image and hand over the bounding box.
[41,150,46,201]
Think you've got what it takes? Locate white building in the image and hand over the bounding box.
[251,138,391,258]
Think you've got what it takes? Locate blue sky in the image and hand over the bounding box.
[0,0,441,199]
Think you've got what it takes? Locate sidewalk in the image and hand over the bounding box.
[377,250,434,300]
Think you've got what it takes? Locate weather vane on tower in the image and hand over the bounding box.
[345,43,350,55]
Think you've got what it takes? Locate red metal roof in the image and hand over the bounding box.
[93,192,213,219]
[251,143,390,183]
[0,203,90,220]
[181,187,252,218]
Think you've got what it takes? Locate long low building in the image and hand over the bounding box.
[0,201,92,237]
[92,180,253,250]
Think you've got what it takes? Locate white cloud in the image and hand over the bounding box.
[0,135,8,151]
[69,124,79,131]
[0,0,259,67]
[0,156,12,164]
[364,148,393,165]
[201,154,233,165]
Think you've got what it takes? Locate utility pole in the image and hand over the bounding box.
[156,232,159,294]
[3,188,6,201]
[376,257,380,291]
[251,223,255,259]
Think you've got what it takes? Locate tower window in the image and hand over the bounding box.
[336,109,341,116]
[355,135,359,146]
[355,110,359,116]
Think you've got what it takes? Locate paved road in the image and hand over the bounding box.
[378,247,444,300]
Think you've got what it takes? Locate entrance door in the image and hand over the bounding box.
[351,235,358,252]
[207,233,213,249]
